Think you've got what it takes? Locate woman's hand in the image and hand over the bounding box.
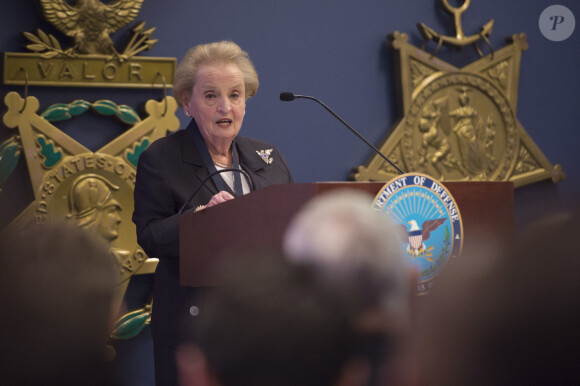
[196,191,235,212]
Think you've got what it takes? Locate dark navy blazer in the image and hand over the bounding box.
[132,119,293,348]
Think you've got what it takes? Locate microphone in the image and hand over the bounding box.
[279,92,296,101]
[279,92,405,175]
[178,168,254,215]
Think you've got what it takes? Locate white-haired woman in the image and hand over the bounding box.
[133,41,293,385]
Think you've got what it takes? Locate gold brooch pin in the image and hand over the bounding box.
[256,149,273,165]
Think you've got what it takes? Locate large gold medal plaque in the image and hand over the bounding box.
[1,1,180,344]
[351,0,564,187]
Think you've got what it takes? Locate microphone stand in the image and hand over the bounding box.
[280,92,405,175]
[178,168,254,215]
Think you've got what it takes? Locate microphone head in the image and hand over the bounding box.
[279,92,296,101]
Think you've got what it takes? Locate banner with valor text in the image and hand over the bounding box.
[372,173,463,294]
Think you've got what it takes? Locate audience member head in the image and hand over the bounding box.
[283,189,416,385]
[178,255,359,386]
[283,189,413,331]
[0,222,118,385]
[415,210,580,385]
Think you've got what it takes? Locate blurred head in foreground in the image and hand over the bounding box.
[0,222,118,386]
[283,189,416,385]
[415,210,580,385]
[178,256,359,386]
[284,189,412,325]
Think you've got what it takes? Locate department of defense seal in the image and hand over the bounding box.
[373,173,463,294]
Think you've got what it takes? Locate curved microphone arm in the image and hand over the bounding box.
[280,92,405,175]
[178,168,254,215]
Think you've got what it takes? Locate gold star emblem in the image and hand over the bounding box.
[0,1,180,348]
[352,1,564,188]
[2,91,180,339]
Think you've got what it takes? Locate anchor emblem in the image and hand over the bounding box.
[417,0,494,57]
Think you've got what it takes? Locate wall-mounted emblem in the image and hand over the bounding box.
[2,91,180,340]
[373,173,463,294]
[3,0,175,88]
[352,0,565,188]
[0,1,180,344]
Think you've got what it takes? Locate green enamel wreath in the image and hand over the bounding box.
[41,99,141,125]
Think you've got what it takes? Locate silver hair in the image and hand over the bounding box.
[173,40,259,107]
[283,189,409,318]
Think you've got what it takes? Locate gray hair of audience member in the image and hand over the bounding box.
[283,189,409,322]
[0,222,117,385]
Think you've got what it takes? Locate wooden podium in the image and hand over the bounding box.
[180,181,514,287]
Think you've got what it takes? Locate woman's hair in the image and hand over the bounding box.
[174,40,259,107]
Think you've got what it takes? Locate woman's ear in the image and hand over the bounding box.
[181,91,191,112]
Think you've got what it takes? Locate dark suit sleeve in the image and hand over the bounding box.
[276,147,294,184]
[132,145,182,260]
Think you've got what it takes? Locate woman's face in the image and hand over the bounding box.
[185,62,246,150]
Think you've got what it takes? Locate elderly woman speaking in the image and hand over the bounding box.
[132,41,293,385]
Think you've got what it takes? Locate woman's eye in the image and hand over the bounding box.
[205,93,216,100]
[230,93,240,99]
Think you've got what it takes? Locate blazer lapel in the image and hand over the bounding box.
[237,138,264,172]
[237,138,273,190]
[182,120,219,196]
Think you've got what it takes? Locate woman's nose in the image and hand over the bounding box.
[216,97,231,114]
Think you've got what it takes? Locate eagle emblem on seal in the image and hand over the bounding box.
[39,0,144,56]
[399,218,446,257]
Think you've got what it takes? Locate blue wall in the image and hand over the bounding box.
[1,0,579,384]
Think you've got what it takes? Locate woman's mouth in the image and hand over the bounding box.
[216,119,232,128]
